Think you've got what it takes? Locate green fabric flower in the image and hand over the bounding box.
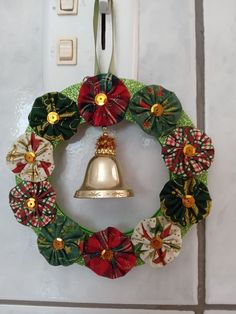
[160,177,212,227]
[129,85,182,137]
[29,92,80,142]
[37,215,84,266]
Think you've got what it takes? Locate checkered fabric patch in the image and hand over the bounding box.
[78,73,130,127]
[162,127,215,177]
[9,180,56,228]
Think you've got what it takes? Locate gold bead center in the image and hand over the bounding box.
[47,111,60,125]
[151,103,164,117]
[24,151,36,163]
[101,249,113,261]
[52,238,65,251]
[150,236,163,250]
[182,195,195,208]
[95,93,107,106]
[183,144,196,157]
[25,197,37,210]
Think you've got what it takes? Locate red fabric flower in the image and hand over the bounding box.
[83,227,136,279]
[78,73,130,127]
[9,181,56,227]
[162,127,214,177]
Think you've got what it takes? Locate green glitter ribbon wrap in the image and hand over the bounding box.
[15,78,209,267]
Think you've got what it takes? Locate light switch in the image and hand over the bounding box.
[57,37,77,65]
[57,0,78,15]
[59,40,73,60]
[60,0,74,11]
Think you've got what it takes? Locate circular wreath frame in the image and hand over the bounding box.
[11,77,211,273]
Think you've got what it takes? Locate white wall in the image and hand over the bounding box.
[0,0,235,313]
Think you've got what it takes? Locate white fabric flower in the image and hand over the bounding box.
[6,132,54,182]
[131,216,182,267]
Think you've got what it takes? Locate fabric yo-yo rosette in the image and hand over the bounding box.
[129,85,182,137]
[9,180,56,228]
[6,132,54,182]
[160,177,212,227]
[77,73,130,127]
[162,126,214,177]
[83,226,136,279]
[131,216,182,267]
[37,215,84,266]
[28,92,80,142]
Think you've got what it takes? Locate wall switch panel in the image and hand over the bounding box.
[57,37,77,65]
[57,0,78,15]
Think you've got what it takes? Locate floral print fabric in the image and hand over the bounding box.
[129,85,182,137]
[160,177,212,226]
[37,215,84,266]
[6,132,54,182]
[29,92,80,142]
[131,216,182,267]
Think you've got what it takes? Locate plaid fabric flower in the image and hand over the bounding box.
[160,177,212,227]
[83,227,136,279]
[131,216,182,267]
[78,73,130,127]
[162,127,215,177]
[9,181,56,228]
[37,215,84,266]
[29,92,80,142]
[6,132,54,182]
[129,85,182,137]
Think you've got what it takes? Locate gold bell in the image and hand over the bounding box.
[74,128,133,199]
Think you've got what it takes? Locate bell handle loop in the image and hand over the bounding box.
[102,126,108,135]
[93,0,114,75]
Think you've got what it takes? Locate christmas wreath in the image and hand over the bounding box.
[6,73,214,279]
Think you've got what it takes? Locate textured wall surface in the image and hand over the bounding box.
[0,0,235,313]
[204,0,236,305]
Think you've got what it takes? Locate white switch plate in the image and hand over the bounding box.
[57,0,78,15]
[57,37,77,65]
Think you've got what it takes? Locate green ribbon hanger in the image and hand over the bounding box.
[93,0,114,74]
